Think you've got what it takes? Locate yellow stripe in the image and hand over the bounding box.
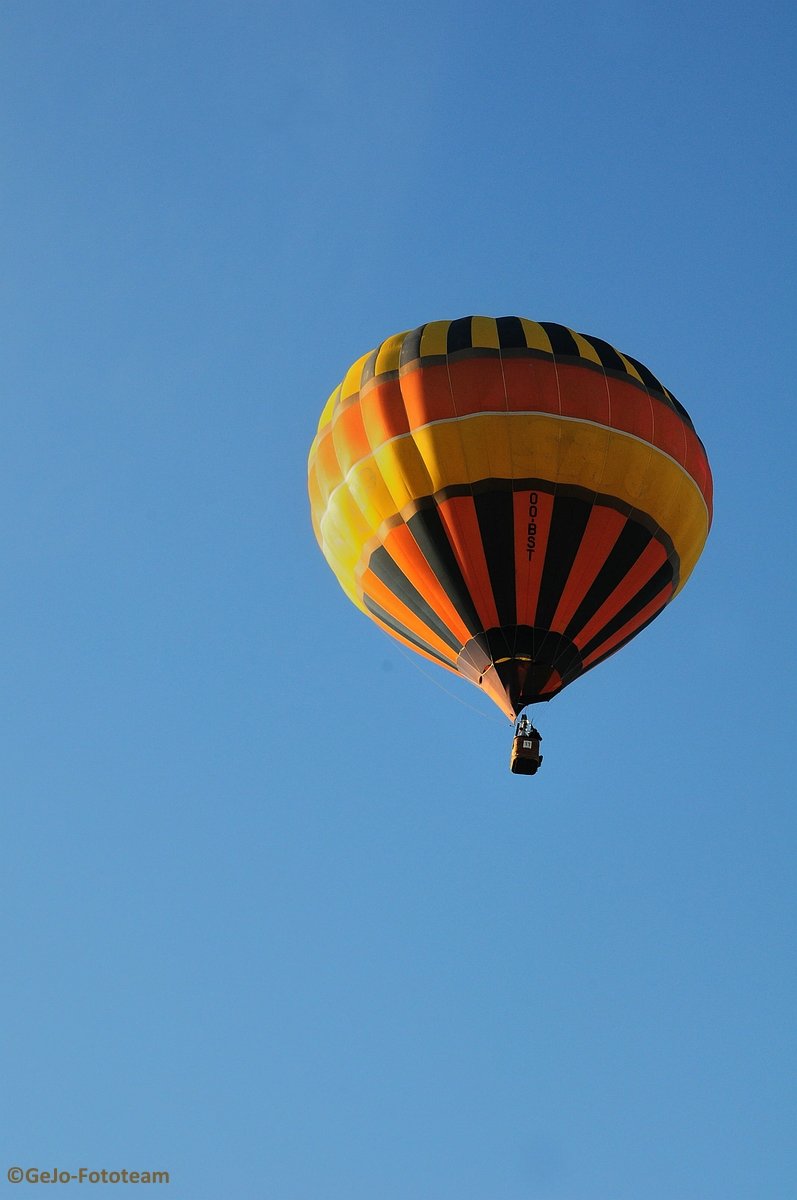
[312,321,687,450]
[311,412,709,606]
[313,384,341,442]
[341,352,371,402]
[617,350,645,386]
[570,331,604,367]
[471,315,500,349]
[420,321,450,357]
[307,323,692,465]
[519,319,552,354]
[374,330,408,376]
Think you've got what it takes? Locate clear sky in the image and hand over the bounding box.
[1,2,794,1198]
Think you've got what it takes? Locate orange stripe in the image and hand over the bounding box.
[313,430,343,504]
[513,488,555,627]
[581,586,672,670]
[382,525,472,646]
[455,652,515,718]
[478,664,516,720]
[549,507,627,633]
[360,376,410,444]
[572,540,671,650]
[369,612,463,678]
[319,358,712,514]
[331,400,371,474]
[359,568,458,663]
[437,495,500,630]
[398,360,456,426]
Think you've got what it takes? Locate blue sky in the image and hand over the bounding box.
[1,2,794,1197]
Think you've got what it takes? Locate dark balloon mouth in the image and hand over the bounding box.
[458,626,580,709]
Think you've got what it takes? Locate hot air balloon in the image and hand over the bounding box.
[307,317,712,772]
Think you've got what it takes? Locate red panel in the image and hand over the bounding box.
[513,488,554,627]
[392,360,711,527]
[684,431,713,515]
[359,376,410,445]
[556,362,610,425]
[437,494,500,629]
[399,362,456,427]
[606,374,654,443]
[651,397,687,466]
[502,357,560,415]
[447,356,507,414]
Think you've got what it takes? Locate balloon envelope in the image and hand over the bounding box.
[308,317,712,719]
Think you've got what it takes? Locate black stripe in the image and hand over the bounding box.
[406,507,483,637]
[581,334,626,374]
[570,607,664,683]
[496,316,526,349]
[664,389,694,427]
[500,625,582,680]
[535,494,593,630]
[399,338,690,423]
[622,352,667,397]
[386,323,696,441]
[563,519,653,642]
[540,322,580,357]
[418,479,677,582]
[447,316,473,354]
[363,595,454,668]
[473,489,517,628]
[610,347,696,428]
[399,326,424,370]
[367,547,461,654]
[578,561,675,662]
[359,347,380,389]
[470,476,513,497]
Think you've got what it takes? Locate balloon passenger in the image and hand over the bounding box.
[510,714,543,775]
